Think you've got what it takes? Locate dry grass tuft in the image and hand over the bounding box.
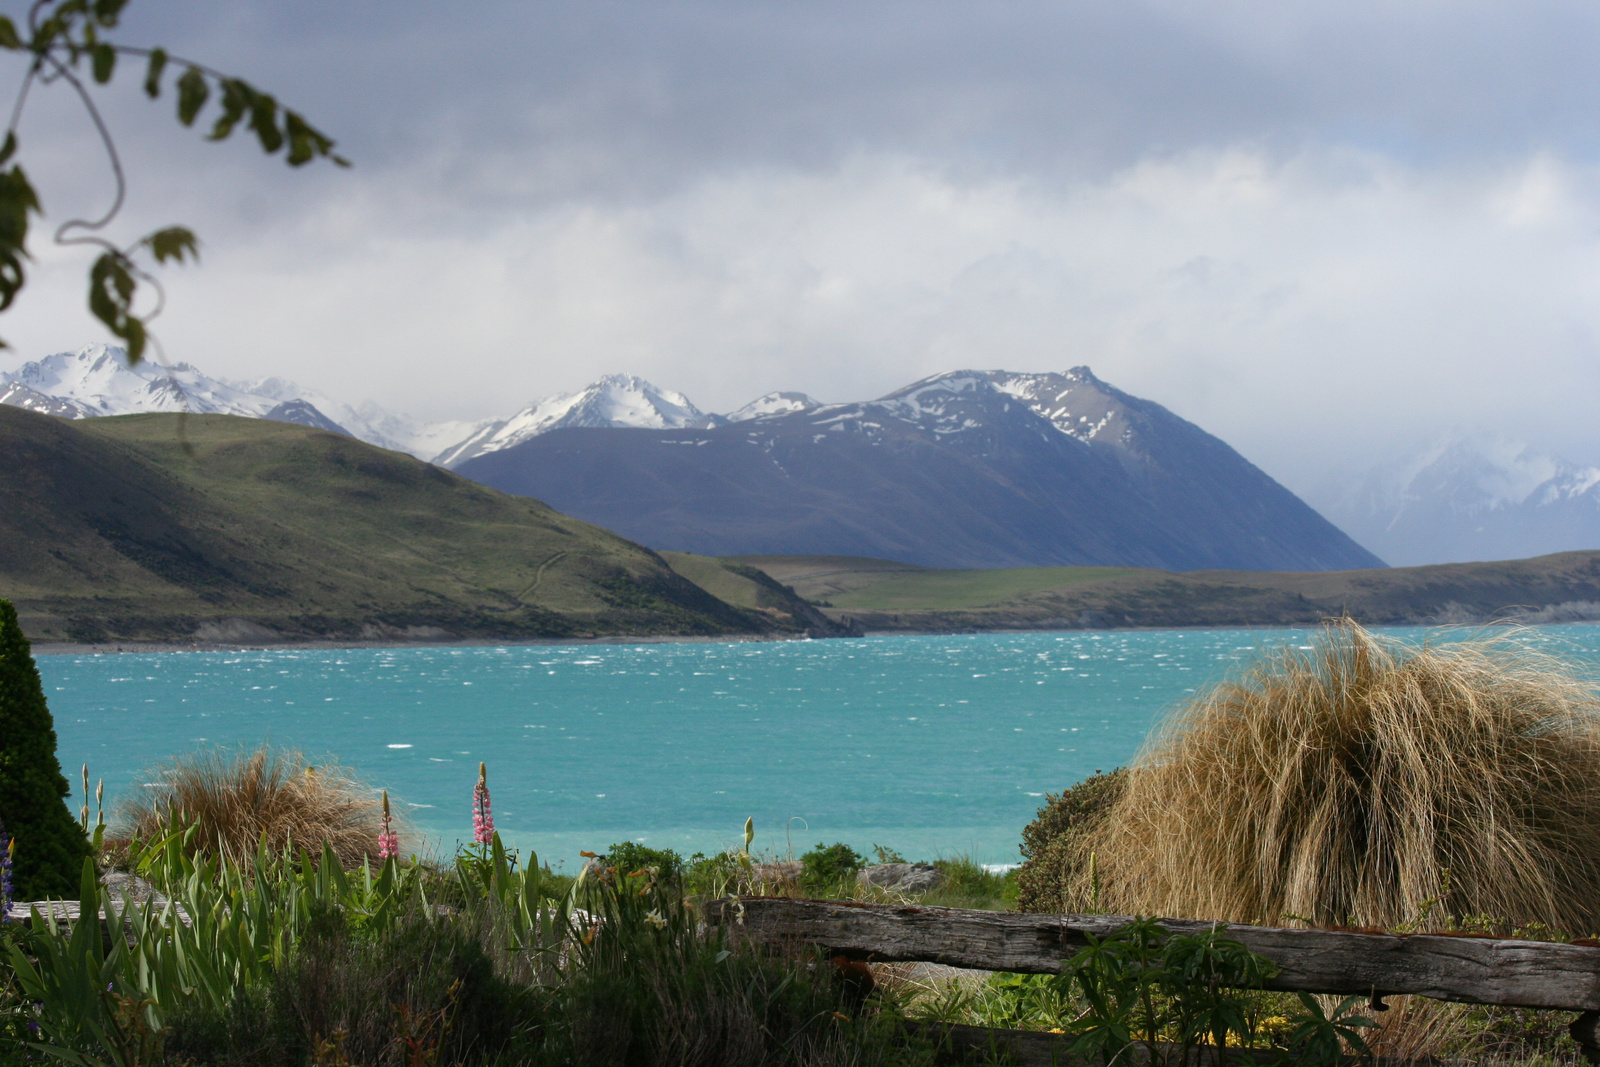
[109,744,391,869]
[1082,619,1600,932]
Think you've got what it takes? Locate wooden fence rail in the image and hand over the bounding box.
[706,898,1600,1062]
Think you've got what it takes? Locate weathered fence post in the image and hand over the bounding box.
[707,898,1600,1064]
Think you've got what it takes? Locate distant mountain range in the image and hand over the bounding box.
[458,368,1384,571]
[1315,437,1600,567]
[1,345,1384,571]
[0,345,817,466]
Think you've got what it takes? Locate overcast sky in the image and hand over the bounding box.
[2,0,1599,495]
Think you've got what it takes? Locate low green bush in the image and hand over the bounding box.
[684,849,744,898]
[598,840,685,883]
[1014,767,1126,913]
[800,842,863,890]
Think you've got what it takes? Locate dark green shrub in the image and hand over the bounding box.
[800,842,862,889]
[684,849,742,897]
[165,913,539,1066]
[552,876,919,1066]
[1015,768,1125,913]
[0,598,91,899]
[599,840,685,883]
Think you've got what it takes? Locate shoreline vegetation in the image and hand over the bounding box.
[738,550,1600,636]
[6,619,1600,1062]
[28,598,1600,655]
[6,752,1595,1064]
[26,630,816,656]
[3,588,1600,1062]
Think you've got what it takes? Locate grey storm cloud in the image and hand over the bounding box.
[124,1,1600,172]
[4,0,1600,495]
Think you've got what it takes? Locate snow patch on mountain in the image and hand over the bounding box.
[1317,436,1600,565]
[5,344,285,418]
[2,347,1219,498]
[433,374,718,467]
[0,380,94,418]
[0,344,498,458]
[857,367,1139,454]
[725,391,821,422]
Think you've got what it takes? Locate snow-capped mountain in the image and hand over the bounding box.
[3,345,1389,570]
[0,344,354,435]
[725,391,822,422]
[456,366,1385,572]
[0,380,90,418]
[0,345,803,465]
[431,374,719,467]
[869,368,1151,455]
[1317,437,1600,566]
[0,344,507,459]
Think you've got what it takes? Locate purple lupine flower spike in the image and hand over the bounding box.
[377,790,398,860]
[472,762,494,845]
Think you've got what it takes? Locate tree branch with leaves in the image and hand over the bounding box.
[0,0,347,364]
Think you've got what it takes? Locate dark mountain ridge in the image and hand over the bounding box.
[458,368,1384,572]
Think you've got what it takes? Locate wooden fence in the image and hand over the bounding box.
[707,898,1600,1065]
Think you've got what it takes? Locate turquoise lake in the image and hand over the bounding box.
[35,626,1600,869]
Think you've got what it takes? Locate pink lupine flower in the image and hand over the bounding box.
[472,762,494,845]
[377,790,399,860]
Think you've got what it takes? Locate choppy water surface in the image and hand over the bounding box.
[36,626,1600,867]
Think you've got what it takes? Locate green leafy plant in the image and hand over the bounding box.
[0,0,346,359]
[1279,993,1377,1066]
[1060,917,1281,1066]
[600,841,685,884]
[971,971,1075,1031]
[871,844,906,864]
[801,842,863,890]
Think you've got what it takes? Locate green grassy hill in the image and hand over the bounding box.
[657,551,858,634]
[736,552,1600,631]
[0,406,829,644]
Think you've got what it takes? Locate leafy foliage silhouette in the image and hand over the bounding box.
[0,0,346,362]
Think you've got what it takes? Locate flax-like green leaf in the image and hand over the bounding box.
[0,17,22,50]
[247,89,283,153]
[143,46,166,98]
[90,42,115,84]
[88,252,146,364]
[142,225,199,264]
[176,66,208,126]
[208,78,249,141]
[92,0,129,27]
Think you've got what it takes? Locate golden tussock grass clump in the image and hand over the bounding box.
[109,744,393,869]
[1081,619,1600,932]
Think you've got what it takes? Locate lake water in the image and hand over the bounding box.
[35,626,1600,869]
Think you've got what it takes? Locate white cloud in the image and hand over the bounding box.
[5,2,1600,498]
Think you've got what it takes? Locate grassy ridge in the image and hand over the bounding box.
[737,551,1600,630]
[0,407,817,644]
[658,551,853,634]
